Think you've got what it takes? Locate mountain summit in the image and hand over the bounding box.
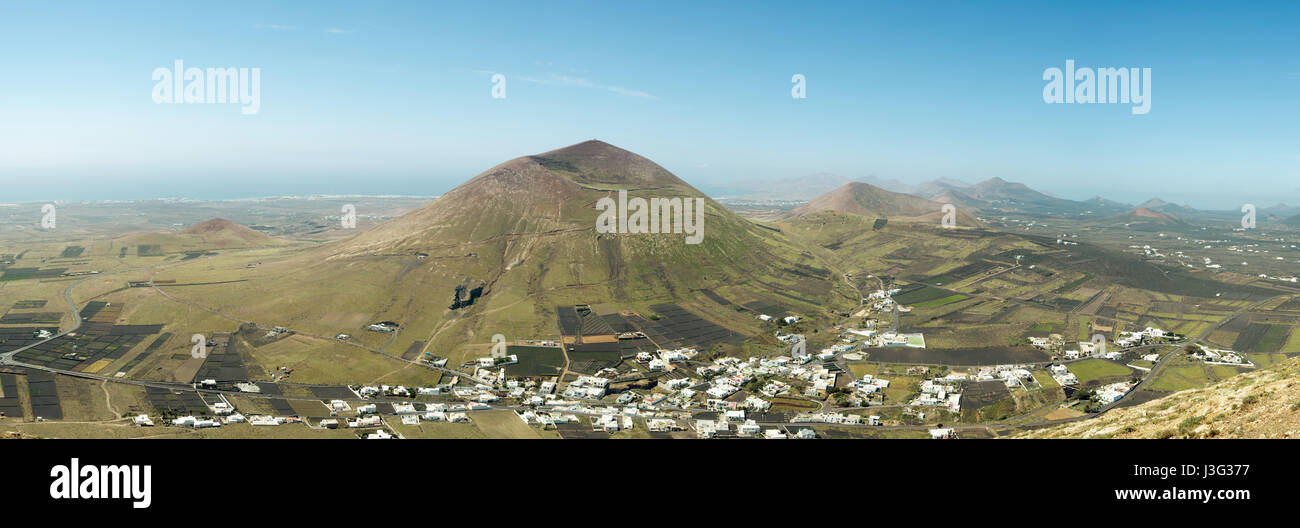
[330,140,710,257]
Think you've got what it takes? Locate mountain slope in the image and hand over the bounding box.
[1261,203,1299,218]
[181,218,278,244]
[115,217,283,252]
[724,172,916,200]
[913,177,1094,215]
[967,177,1085,213]
[1080,195,1133,214]
[1136,197,1198,215]
[169,140,853,355]
[1019,356,1300,439]
[1104,206,1186,228]
[789,182,981,226]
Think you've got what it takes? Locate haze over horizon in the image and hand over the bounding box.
[2,0,1297,209]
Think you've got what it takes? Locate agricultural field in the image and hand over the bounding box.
[1146,357,1249,393]
[1067,359,1135,385]
[1233,324,1292,353]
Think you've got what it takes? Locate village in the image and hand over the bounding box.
[120,284,1252,440]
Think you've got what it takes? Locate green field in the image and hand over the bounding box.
[1147,360,1244,393]
[1067,359,1132,384]
[913,294,970,309]
[893,285,961,305]
[1031,369,1059,389]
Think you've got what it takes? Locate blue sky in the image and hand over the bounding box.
[1,0,1297,208]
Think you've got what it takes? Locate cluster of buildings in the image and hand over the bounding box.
[973,365,1034,388]
[1186,344,1251,366]
[562,375,610,400]
[1028,335,1061,350]
[1115,327,1173,348]
[911,379,962,412]
[694,409,814,439]
[170,415,221,428]
[1049,363,1078,386]
[1094,381,1135,404]
[840,326,924,349]
[759,379,791,397]
[1062,340,1107,359]
[929,428,956,439]
[757,313,802,325]
[356,384,451,398]
[848,374,891,395]
[864,288,901,312]
[871,331,926,348]
[517,410,581,428]
[1032,335,1121,360]
[635,347,698,370]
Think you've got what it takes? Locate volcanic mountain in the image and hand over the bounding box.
[1104,206,1186,228]
[1262,203,1300,218]
[208,140,852,354]
[725,172,916,200]
[914,177,1096,215]
[181,218,277,244]
[968,177,1084,212]
[331,140,794,263]
[912,178,971,199]
[1080,195,1133,214]
[115,217,282,252]
[789,182,981,227]
[1135,197,1198,215]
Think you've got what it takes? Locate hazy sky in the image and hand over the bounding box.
[1,1,1297,208]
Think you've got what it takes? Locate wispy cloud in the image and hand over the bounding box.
[325,28,353,35]
[515,72,658,100]
[253,24,297,31]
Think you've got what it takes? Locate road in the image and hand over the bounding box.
[0,271,103,364]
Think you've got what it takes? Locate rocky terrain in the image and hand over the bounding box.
[1019,357,1300,439]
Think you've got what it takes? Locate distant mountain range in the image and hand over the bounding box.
[732,174,1135,216]
[1262,203,1300,219]
[729,173,1300,222]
